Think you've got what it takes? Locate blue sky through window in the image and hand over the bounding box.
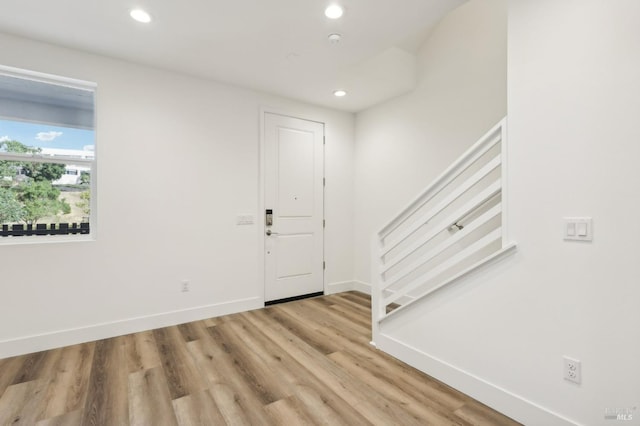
[0,119,94,152]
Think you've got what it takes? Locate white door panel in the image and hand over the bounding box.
[278,128,315,217]
[264,113,324,302]
[276,234,314,279]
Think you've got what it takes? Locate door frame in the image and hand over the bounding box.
[259,107,326,305]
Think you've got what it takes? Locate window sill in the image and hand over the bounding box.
[0,234,95,246]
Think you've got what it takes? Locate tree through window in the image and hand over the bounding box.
[0,66,96,241]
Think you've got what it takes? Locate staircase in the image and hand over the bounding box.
[371,118,516,343]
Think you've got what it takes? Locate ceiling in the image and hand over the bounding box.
[0,0,465,112]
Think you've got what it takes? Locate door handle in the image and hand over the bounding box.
[266,229,280,236]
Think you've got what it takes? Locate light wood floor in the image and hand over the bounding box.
[0,292,520,425]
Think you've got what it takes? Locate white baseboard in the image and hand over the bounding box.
[352,280,371,294]
[376,333,580,426]
[0,296,262,359]
[325,280,372,295]
[325,280,358,294]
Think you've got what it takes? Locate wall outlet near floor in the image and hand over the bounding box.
[564,356,581,384]
[181,280,190,292]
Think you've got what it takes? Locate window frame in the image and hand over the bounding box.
[0,65,97,245]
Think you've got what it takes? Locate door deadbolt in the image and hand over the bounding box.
[265,209,273,227]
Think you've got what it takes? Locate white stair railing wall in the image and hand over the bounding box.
[371,118,516,344]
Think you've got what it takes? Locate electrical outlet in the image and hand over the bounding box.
[564,356,581,384]
[181,280,190,292]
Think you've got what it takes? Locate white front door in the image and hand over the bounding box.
[264,113,324,302]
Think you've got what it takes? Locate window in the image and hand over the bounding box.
[0,66,96,242]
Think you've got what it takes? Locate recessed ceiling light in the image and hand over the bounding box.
[130,9,152,23]
[325,5,344,19]
[333,90,347,97]
[328,33,342,44]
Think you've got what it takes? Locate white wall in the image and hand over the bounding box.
[0,33,355,358]
[354,0,507,286]
[375,1,640,425]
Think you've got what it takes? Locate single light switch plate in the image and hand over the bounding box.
[564,217,593,241]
